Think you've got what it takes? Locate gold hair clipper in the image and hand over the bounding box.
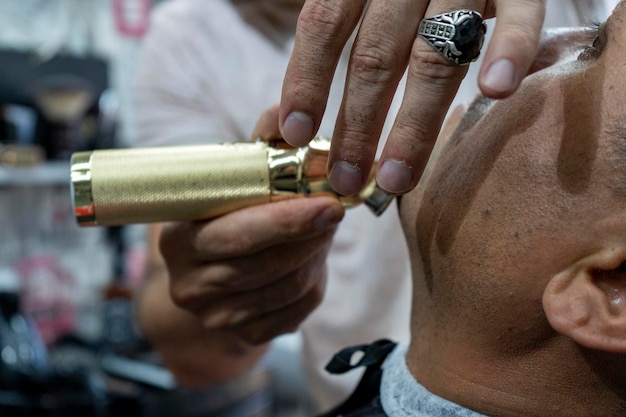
[70,137,393,226]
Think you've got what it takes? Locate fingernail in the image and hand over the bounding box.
[483,59,516,94]
[328,161,364,196]
[282,111,314,147]
[376,159,413,194]
[314,204,344,231]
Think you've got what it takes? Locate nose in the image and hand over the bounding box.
[527,27,597,75]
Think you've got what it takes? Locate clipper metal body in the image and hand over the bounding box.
[70,137,393,226]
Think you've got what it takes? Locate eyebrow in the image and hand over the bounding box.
[585,19,607,58]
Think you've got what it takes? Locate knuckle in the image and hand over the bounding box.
[201,315,227,332]
[170,281,207,311]
[208,225,256,256]
[410,45,465,84]
[333,130,373,156]
[288,76,326,101]
[223,232,255,254]
[298,1,350,41]
[394,111,439,149]
[277,217,305,238]
[273,211,323,241]
[169,284,195,309]
[290,268,316,299]
[349,43,398,85]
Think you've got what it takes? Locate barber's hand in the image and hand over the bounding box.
[280,0,545,195]
[159,196,344,345]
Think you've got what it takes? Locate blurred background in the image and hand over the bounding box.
[0,1,309,415]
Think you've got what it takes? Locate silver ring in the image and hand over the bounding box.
[417,9,487,66]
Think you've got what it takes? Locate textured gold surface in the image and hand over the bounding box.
[71,152,96,225]
[71,138,395,226]
[87,143,271,225]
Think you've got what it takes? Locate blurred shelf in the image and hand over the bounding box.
[0,162,71,186]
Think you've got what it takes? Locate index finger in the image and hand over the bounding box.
[279,0,367,147]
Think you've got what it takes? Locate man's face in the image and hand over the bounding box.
[400,2,626,332]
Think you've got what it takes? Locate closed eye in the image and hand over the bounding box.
[578,20,607,61]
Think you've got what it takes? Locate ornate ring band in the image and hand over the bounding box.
[417,9,487,66]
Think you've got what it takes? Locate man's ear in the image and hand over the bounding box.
[543,248,626,353]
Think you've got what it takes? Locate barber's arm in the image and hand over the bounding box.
[135,195,344,388]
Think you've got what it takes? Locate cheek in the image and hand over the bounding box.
[414,72,578,286]
[424,109,568,279]
[438,123,578,286]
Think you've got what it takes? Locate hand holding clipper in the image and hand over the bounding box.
[70,137,393,226]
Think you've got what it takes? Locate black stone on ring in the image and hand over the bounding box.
[417,9,487,66]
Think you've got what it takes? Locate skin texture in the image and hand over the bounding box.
[136,4,625,408]
[135,20,614,394]
[280,0,546,196]
[399,5,626,416]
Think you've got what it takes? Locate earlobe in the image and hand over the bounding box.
[543,251,626,354]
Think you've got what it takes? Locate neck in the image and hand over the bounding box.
[406,328,626,417]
